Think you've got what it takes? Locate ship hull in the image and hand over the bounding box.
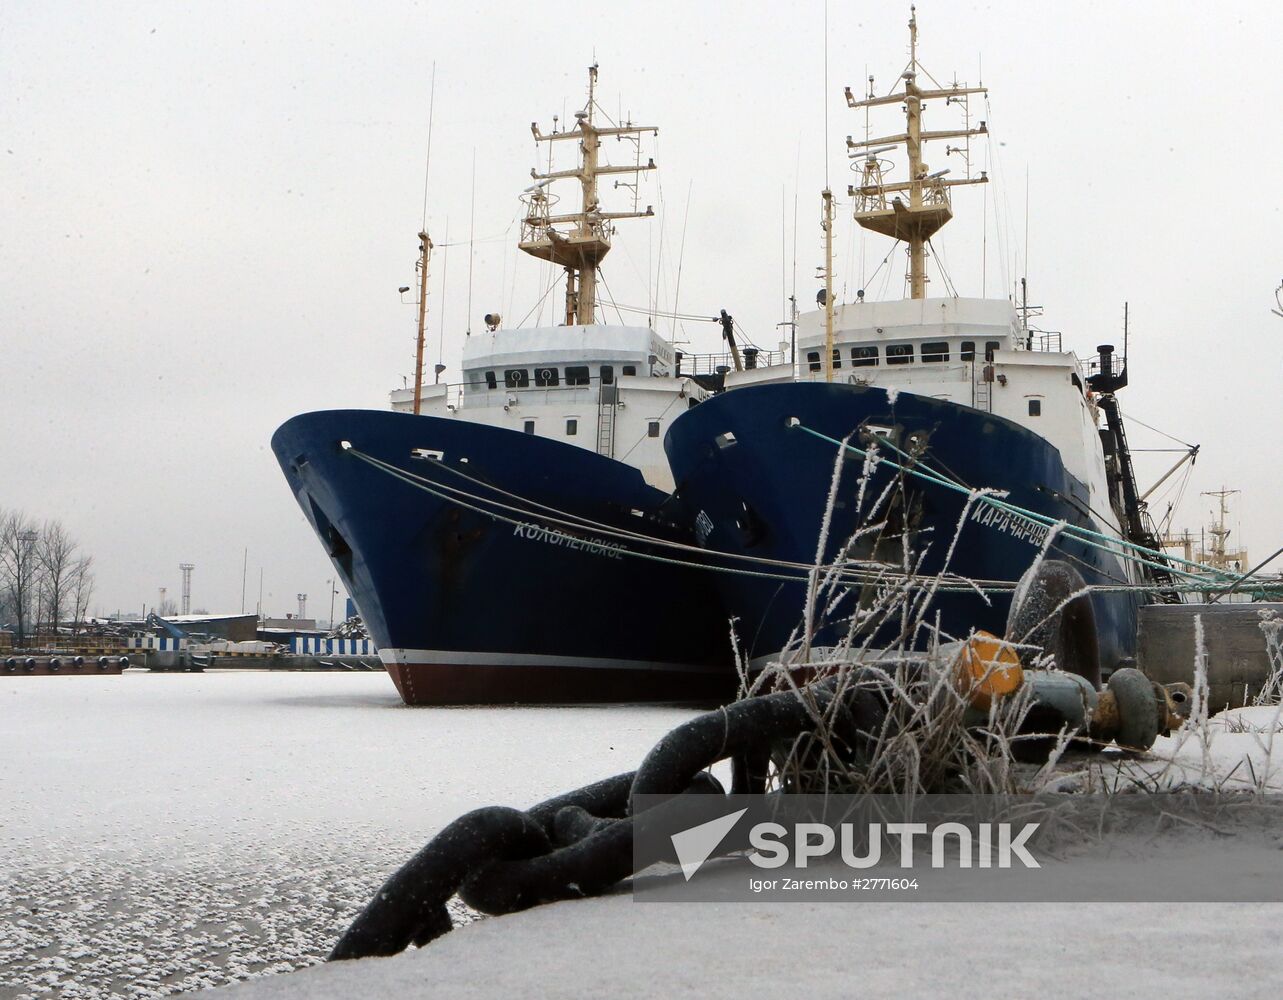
[664,383,1145,675]
[273,409,734,705]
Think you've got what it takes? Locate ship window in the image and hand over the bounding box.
[851,346,878,367]
[887,343,914,365]
[523,420,535,434]
[984,341,1001,362]
[922,341,949,362]
[534,366,560,387]
[830,349,842,369]
[1028,399,1042,417]
[622,365,637,376]
[566,418,578,436]
[485,371,497,389]
[807,350,821,372]
[565,366,590,385]
[600,365,614,385]
[648,420,661,438]
[960,341,976,362]
[504,368,529,388]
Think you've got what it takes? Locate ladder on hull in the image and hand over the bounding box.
[973,364,993,412]
[596,385,618,458]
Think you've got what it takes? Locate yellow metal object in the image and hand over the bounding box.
[956,630,1022,709]
[821,188,835,383]
[412,230,433,415]
[521,65,658,326]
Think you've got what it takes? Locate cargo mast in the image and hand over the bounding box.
[520,65,658,326]
[846,7,988,299]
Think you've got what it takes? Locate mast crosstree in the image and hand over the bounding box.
[520,65,658,326]
[846,6,988,299]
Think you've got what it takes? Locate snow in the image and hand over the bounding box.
[4,671,1283,999]
[0,671,698,998]
[208,894,1283,1000]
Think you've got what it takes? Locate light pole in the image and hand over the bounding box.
[328,579,338,628]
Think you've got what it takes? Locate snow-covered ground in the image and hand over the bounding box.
[0,671,698,998]
[3,671,1283,999]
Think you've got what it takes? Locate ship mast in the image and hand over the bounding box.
[821,189,836,382]
[845,7,988,299]
[520,65,657,326]
[412,230,433,414]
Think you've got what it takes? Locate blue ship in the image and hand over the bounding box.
[273,67,746,705]
[662,19,1173,684]
[273,409,732,704]
[665,377,1156,684]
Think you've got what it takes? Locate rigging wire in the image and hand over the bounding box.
[596,268,628,327]
[670,180,693,343]
[1117,408,1196,450]
[925,238,960,298]
[465,149,476,335]
[514,270,565,328]
[420,62,436,230]
[436,217,450,372]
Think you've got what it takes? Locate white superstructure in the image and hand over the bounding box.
[392,323,707,490]
[726,297,1117,530]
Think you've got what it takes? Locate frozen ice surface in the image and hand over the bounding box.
[0,671,698,998]
[5,671,1283,999]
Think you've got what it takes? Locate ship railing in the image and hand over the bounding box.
[1015,331,1063,353]
[676,349,787,376]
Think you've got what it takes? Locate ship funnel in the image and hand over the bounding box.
[1097,344,1114,378]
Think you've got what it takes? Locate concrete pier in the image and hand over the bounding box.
[1137,602,1283,710]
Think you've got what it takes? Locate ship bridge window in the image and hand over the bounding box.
[600,365,614,385]
[851,345,878,367]
[565,366,591,386]
[622,365,637,377]
[887,343,914,366]
[831,349,842,369]
[960,341,976,362]
[504,368,529,388]
[984,341,1001,362]
[922,341,949,362]
[807,350,822,372]
[485,371,497,389]
[534,366,560,387]
[1027,398,1042,416]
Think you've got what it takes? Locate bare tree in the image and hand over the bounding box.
[37,520,78,635]
[69,555,95,637]
[0,510,42,646]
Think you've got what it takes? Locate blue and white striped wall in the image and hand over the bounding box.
[128,636,188,651]
[289,637,377,656]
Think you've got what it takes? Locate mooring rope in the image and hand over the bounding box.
[342,444,1272,599]
[792,423,1238,584]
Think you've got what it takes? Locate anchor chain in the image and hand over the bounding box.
[329,678,885,961]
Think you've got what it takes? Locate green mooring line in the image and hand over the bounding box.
[793,423,1234,584]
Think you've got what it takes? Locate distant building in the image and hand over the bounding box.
[260,616,318,631]
[159,613,259,642]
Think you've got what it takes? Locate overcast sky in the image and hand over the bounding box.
[3,0,1281,619]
